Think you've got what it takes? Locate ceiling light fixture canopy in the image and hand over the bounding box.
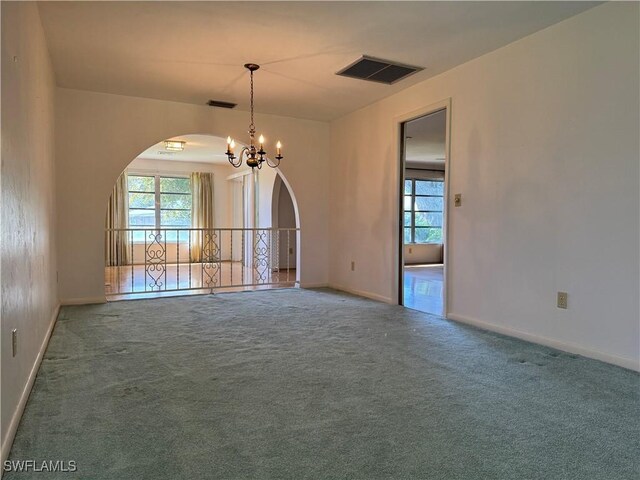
[225,64,283,169]
[164,140,185,151]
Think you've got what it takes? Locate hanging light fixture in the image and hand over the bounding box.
[225,64,283,169]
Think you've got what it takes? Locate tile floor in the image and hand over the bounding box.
[403,264,443,315]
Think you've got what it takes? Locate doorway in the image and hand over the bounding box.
[399,108,448,315]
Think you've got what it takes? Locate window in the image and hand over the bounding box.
[128,175,192,241]
[404,178,443,244]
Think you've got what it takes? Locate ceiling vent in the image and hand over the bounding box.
[336,55,423,85]
[207,99,237,109]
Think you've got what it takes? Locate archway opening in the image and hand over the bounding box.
[104,133,300,299]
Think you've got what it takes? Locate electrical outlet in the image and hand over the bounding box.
[557,292,568,309]
[408,247,413,254]
[12,329,17,357]
[351,261,355,271]
[454,194,462,207]
[289,248,293,255]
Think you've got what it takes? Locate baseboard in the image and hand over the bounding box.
[447,312,639,372]
[60,296,106,306]
[299,282,329,289]
[328,283,394,304]
[1,304,61,469]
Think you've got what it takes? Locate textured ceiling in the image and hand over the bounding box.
[38,1,599,121]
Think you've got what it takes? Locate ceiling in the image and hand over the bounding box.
[137,134,230,164]
[405,110,446,169]
[38,1,599,121]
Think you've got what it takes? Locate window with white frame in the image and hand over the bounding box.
[404,178,443,244]
[128,175,192,241]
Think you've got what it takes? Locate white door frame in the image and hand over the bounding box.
[394,98,452,316]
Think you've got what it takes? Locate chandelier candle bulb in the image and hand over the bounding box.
[276,141,282,155]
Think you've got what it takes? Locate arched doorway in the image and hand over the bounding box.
[104,134,300,298]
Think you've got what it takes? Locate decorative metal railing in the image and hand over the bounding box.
[105,228,299,297]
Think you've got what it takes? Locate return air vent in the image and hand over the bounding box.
[207,99,237,109]
[336,55,423,85]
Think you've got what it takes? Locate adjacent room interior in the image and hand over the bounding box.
[402,109,447,316]
[2,2,638,478]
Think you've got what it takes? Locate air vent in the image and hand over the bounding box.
[336,55,423,85]
[207,99,237,109]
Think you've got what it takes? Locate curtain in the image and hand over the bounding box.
[105,173,130,266]
[190,172,215,262]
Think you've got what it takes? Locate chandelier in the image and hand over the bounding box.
[225,64,283,169]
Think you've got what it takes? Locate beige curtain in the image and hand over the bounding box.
[105,173,130,266]
[190,172,215,262]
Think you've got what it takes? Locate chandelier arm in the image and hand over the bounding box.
[265,156,281,168]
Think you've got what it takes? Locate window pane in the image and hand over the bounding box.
[128,192,154,209]
[404,228,412,244]
[160,177,190,194]
[161,193,191,210]
[131,230,146,242]
[404,180,413,195]
[161,209,191,227]
[128,175,154,192]
[129,209,155,226]
[415,212,442,227]
[404,195,412,210]
[404,212,412,227]
[415,180,443,196]
[415,227,442,244]
[415,196,443,211]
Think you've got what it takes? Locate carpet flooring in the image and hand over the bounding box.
[6,288,639,479]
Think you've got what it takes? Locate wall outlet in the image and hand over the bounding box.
[351,261,355,271]
[289,247,293,255]
[454,194,462,207]
[557,292,568,309]
[12,329,17,357]
[408,247,413,254]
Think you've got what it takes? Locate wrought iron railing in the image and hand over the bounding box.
[105,228,299,297]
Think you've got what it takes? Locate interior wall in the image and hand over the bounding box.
[56,88,330,302]
[1,2,59,461]
[329,2,640,369]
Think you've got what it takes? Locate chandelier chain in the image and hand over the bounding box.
[249,70,255,135]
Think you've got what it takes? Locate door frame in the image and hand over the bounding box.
[394,98,452,316]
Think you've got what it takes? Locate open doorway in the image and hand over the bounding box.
[400,109,447,315]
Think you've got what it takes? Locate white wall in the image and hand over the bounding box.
[330,3,640,369]
[1,2,59,462]
[56,88,330,302]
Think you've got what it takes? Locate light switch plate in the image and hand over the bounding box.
[454,194,462,207]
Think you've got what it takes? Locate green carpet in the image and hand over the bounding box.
[6,288,639,479]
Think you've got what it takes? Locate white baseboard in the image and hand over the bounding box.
[328,283,394,304]
[299,282,329,289]
[60,296,106,306]
[447,312,639,372]
[1,304,61,468]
